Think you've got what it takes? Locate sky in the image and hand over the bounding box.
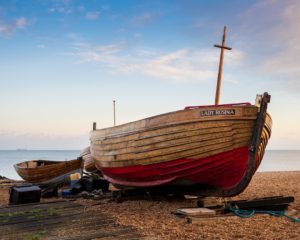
[0,0,300,150]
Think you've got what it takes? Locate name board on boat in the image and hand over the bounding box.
[200,109,236,116]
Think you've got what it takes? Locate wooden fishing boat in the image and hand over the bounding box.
[14,158,83,183]
[90,93,271,196]
[90,27,272,196]
[80,147,97,172]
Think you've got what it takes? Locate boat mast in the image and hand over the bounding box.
[214,26,232,105]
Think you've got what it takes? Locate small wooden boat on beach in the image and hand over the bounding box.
[14,158,83,183]
[89,27,272,197]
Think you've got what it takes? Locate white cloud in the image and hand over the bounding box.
[37,44,45,49]
[131,12,157,27]
[65,32,84,41]
[77,5,85,12]
[16,17,27,29]
[68,42,125,65]
[102,5,109,11]
[134,33,142,38]
[136,50,215,82]
[48,0,74,14]
[238,0,300,89]
[0,17,28,37]
[86,11,100,20]
[0,23,14,37]
[67,42,244,83]
[263,1,300,72]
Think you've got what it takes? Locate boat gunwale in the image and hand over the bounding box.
[91,104,258,137]
[14,159,80,169]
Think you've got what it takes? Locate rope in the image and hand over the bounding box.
[228,207,300,223]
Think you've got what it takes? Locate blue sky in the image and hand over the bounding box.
[0,0,300,149]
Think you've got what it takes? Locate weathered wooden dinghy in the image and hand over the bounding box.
[90,93,272,197]
[80,147,97,172]
[14,158,83,183]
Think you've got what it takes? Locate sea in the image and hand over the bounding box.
[0,150,299,180]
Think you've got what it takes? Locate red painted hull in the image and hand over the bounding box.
[99,146,254,189]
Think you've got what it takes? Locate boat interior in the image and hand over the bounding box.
[18,160,61,168]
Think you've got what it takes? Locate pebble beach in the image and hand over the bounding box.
[77,171,300,240]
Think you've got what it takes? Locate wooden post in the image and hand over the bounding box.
[113,100,116,126]
[214,26,232,105]
[93,122,96,130]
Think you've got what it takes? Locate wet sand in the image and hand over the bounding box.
[78,171,300,240]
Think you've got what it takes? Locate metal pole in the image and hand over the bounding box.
[113,100,116,126]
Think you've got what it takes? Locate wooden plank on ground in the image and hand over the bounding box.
[175,207,216,217]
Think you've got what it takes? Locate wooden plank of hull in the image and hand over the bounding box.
[255,113,272,170]
[94,135,251,166]
[14,159,83,183]
[92,130,253,156]
[96,126,234,151]
[92,123,253,154]
[95,137,250,167]
[91,120,255,167]
[93,121,254,150]
[80,147,97,172]
[95,123,233,146]
[92,120,253,144]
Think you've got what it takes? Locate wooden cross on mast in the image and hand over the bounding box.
[214,26,232,105]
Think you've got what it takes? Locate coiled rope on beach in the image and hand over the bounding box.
[229,207,300,223]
